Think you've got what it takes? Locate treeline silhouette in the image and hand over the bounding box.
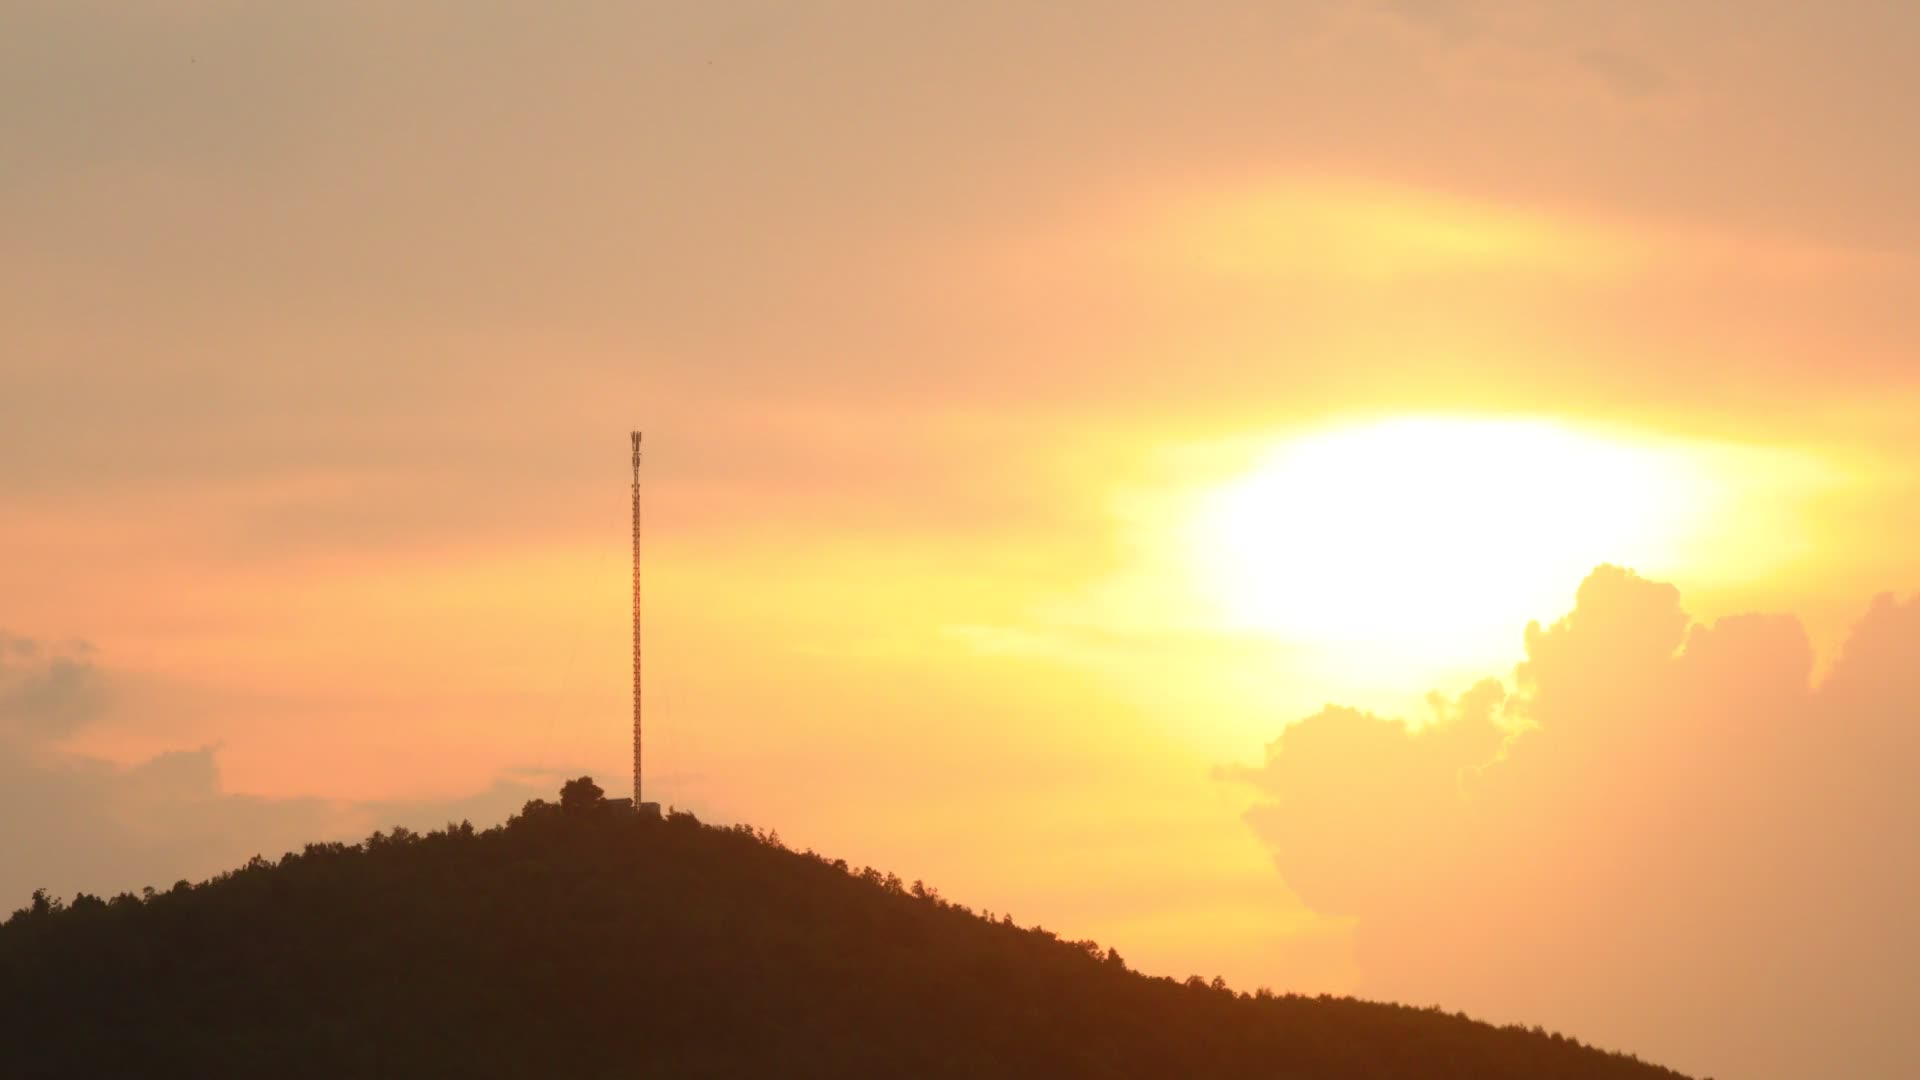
[0,779,1690,1078]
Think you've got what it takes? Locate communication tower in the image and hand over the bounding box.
[630,431,657,816]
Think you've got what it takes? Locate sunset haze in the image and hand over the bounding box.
[5,3,1920,1077]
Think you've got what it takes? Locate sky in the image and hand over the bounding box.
[3,2,1919,1076]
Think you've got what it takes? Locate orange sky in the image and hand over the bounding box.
[5,4,1920,1077]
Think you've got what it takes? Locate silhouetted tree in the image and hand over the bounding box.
[559,775,605,813]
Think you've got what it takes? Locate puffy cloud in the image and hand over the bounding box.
[1227,566,1920,1080]
[1218,679,1510,916]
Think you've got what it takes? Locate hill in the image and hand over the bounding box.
[0,779,1690,1078]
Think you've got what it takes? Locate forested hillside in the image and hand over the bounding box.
[0,779,1690,1078]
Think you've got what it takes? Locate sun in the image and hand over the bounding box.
[1186,417,1715,671]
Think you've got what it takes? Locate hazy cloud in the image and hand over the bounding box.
[1227,566,1920,1078]
[0,633,107,739]
[1575,46,1668,100]
[1374,0,1485,42]
[0,626,555,911]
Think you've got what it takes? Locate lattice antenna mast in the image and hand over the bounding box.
[631,431,643,811]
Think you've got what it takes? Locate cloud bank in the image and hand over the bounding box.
[0,628,552,910]
[1227,566,1919,1079]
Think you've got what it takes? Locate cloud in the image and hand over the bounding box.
[0,626,555,911]
[1575,46,1668,99]
[1225,566,1920,1079]
[1216,680,1510,916]
[0,632,107,739]
[1373,0,1486,43]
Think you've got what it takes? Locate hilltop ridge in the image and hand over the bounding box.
[0,779,1690,1078]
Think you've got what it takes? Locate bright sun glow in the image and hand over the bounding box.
[1188,418,1719,670]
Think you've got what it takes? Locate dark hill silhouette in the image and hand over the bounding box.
[0,778,1690,1079]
